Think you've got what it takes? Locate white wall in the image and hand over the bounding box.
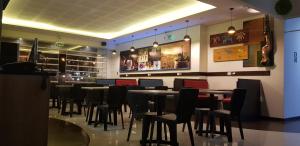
[284,17,300,118]
[206,15,285,118]
[107,25,206,87]
[107,16,286,118]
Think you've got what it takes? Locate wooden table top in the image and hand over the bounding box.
[56,85,73,88]
[81,86,109,90]
[198,89,233,94]
[129,89,233,95]
[128,90,179,95]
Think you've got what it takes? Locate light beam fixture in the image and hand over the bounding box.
[183,20,191,41]
[112,50,117,55]
[153,29,159,48]
[130,35,135,52]
[227,8,236,35]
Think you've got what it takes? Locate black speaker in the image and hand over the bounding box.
[275,0,292,15]
[101,41,107,46]
[0,42,19,65]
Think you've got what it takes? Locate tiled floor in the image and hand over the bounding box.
[48,118,90,146]
[49,109,300,146]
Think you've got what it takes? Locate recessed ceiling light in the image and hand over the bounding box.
[2,1,215,39]
[247,8,260,13]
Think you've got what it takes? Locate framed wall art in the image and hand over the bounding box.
[120,40,191,72]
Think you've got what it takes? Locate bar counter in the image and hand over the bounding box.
[0,72,54,146]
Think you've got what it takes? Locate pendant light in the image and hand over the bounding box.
[130,35,135,52]
[153,29,159,48]
[184,20,191,41]
[112,40,117,55]
[112,50,117,55]
[227,8,236,35]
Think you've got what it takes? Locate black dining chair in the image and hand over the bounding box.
[83,84,105,124]
[148,86,169,112]
[57,85,74,117]
[153,88,199,146]
[71,84,85,115]
[194,95,219,136]
[98,86,127,131]
[209,88,247,142]
[148,85,170,142]
[49,83,59,108]
[126,86,148,141]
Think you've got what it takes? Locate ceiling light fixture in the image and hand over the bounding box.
[183,20,191,41]
[227,8,236,35]
[247,8,260,13]
[2,2,215,39]
[153,29,159,48]
[130,35,135,52]
[112,50,117,55]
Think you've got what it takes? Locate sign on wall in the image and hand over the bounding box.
[120,40,191,72]
[213,45,248,62]
[210,30,249,47]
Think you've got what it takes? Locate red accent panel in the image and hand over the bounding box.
[184,79,209,89]
[197,95,210,100]
[116,79,137,86]
[222,98,231,104]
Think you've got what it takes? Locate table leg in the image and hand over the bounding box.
[113,110,118,125]
[156,96,163,145]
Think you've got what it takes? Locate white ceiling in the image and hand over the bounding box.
[3,0,262,41]
[5,0,195,32]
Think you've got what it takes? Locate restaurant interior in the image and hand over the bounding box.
[0,0,300,146]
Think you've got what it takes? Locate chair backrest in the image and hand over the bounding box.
[107,86,127,109]
[57,86,72,99]
[230,89,247,117]
[126,86,148,114]
[71,84,84,100]
[173,78,184,91]
[84,89,105,105]
[175,88,199,123]
[49,83,58,99]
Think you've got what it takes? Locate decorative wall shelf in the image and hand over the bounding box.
[13,38,108,82]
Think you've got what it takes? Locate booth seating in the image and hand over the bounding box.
[95,79,138,86]
[183,79,209,97]
[174,79,215,132]
[115,79,137,112]
[96,79,116,86]
[173,79,211,104]
[138,79,164,87]
[116,79,137,86]
[222,79,261,120]
[173,78,209,92]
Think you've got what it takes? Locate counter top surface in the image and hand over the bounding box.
[0,70,56,76]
